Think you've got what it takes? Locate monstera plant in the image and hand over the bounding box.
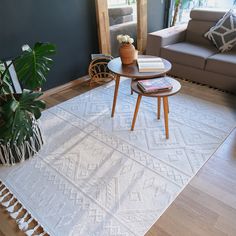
[0,42,56,165]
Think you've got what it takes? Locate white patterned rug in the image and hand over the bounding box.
[0,78,236,236]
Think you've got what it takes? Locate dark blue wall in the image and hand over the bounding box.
[0,0,99,90]
[0,0,165,90]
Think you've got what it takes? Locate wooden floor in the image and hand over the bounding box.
[1,79,236,236]
[146,128,236,236]
[42,79,100,109]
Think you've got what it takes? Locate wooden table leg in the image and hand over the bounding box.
[131,79,133,95]
[163,97,169,139]
[131,94,142,131]
[157,97,161,120]
[111,75,120,117]
[167,97,169,113]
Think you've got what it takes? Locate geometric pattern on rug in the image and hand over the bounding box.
[0,78,235,236]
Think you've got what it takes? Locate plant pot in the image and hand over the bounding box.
[119,43,135,65]
[0,120,43,166]
[0,92,45,165]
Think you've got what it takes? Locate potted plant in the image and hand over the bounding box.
[117,34,135,65]
[0,42,56,165]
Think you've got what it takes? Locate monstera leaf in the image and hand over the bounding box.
[0,90,46,145]
[0,42,55,146]
[14,43,56,90]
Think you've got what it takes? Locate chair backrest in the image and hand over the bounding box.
[186,8,227,46]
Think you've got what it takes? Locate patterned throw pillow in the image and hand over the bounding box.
[205,10,236,52]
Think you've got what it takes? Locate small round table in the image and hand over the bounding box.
[108,56,172,117]
[131,77,181,139]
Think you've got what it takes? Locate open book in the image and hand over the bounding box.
[137,77,173,93]
[137,58,165,72]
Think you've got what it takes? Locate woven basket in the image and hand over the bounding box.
[88,56,115,86]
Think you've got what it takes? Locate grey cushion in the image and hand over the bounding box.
[186,20,216,46]
[190,8,226,22]
[206,51,236,77]
[161,42,218,69]
[205,10,236,52]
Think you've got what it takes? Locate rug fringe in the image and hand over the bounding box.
[0,181,49,235]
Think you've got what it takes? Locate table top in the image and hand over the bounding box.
[108,55,172,79]
[131,77,181,97]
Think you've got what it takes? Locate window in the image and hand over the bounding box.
[173,0,236,25]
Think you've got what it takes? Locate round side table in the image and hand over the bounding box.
[131,77,181,139]
[107,56,172,117]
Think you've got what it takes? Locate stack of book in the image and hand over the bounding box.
[137,57,165,73]
[137,78,173,93]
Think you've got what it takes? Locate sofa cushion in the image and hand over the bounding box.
[186,20,217,46]
[206,51,236,77]
[187,8,226,46]
[205,10,236,52]
[161,42,218,69]
[190,8,226,22]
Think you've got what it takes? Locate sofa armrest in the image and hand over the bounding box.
[146,24,187,56]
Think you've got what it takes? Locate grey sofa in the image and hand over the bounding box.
[146,8,236,93]
[109,7,137,57]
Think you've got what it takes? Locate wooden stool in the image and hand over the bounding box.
[131,77,181,139]
[107,56,172,117]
